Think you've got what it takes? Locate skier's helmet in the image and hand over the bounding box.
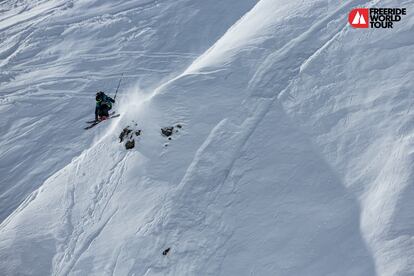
[96,91,104,102]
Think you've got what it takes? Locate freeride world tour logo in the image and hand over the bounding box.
[348,8,407,28]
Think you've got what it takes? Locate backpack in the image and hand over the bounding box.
[101,95,112,109]
[96,92,112,109]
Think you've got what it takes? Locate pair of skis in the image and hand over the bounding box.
[84,113,120,129]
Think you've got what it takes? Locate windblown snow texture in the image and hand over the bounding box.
[0,0,413,275]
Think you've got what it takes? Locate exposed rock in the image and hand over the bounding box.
[162,247,171,256]
[119,127,132,143]
[119,124,141,150]
[125,140,135,150]
[161,124,183,138]
[161,127,174,137]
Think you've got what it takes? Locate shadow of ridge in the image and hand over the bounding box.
[219,100,377,276]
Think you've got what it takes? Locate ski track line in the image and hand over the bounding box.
[12,50,177,73]
[104,245,123,276]
[57,51,197,61]
[0,30,30,62]
[0,0,66,32]
[15,51,196,71]
[96,152,130,222]
[0,0,164,72]
[53,149,128,276]
[47,0,160,27]
[0,5,26,23]
[0,20,45,68]
[2,66,166,97]
[56,209,118,276]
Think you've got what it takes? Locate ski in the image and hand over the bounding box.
[85,111,117,124]
[85,122,99,130]
[84,114,120,130]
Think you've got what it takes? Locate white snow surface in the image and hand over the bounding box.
[1,0,413,275]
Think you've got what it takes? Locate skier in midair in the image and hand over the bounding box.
[95,91,115,121]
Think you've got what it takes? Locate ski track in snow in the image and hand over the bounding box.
[53,148,128,276]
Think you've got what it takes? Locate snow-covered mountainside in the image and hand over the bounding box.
[0,0,413,275]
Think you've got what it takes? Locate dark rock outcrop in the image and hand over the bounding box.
[119,123,141,150]
[162,247,171,256]
[125,140,135,149]
[161,127,174,137]
[161,124,183,138]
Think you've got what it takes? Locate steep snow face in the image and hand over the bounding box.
[1,0,413,276]
[280,1,414,273]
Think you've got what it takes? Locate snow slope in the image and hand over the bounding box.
[1,0,414,275]
[0,0,256,222]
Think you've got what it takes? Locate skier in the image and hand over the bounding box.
[95,91,115,121]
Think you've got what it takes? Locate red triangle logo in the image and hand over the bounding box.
[349,8,369,28]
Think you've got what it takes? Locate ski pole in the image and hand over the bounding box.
[114,73,123,101]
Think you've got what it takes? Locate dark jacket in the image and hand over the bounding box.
[95,94,115,120]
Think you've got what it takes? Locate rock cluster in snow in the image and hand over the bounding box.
[119,122,142,150]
